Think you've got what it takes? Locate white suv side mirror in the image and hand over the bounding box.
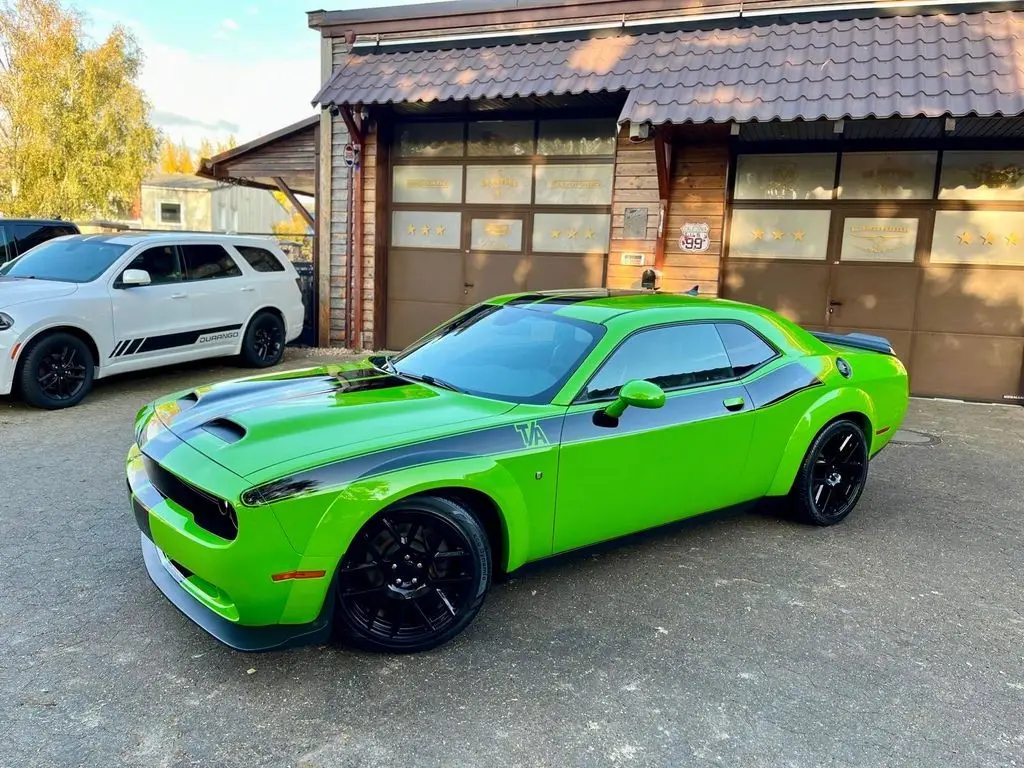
[121,268,151,287]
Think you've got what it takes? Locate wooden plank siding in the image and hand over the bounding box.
[222,126,317,178]
[606,129,730,296]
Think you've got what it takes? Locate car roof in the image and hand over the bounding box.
[488,288,751,324]
[0,218,78,226]
[60,232,281,247]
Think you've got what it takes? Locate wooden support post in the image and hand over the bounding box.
[339,105,365,351]
[653,127,674,273]
[273,178,315,230]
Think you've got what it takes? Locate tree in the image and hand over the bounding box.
[156,137,195,174]
[0,0,159,218]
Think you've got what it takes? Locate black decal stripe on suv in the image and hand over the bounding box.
[136,324,243,355]
[124,338,146,355]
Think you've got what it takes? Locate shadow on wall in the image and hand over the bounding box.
[723,259,1024,403]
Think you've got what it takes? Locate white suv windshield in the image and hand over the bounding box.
[1,238,130,283]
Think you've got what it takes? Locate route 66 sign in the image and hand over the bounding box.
[679,222,711,253]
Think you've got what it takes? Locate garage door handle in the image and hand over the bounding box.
[723,396,745,412]
[829,300,843,307]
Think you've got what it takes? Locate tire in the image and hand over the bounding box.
[240,311,285,368]
[788,419,869,526]
[334,495,492,654]
[17,332,95,410]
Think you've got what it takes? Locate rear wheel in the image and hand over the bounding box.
[240,311,285,368]
[17,332,94,409]
[335,495,491,653]
[789,419,869,526]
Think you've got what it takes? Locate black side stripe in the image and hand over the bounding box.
[242,416,565,507]
[109,340,129,358]
[125,337,146,355]
[746,362,823,409]
[238,363,823,508]
[137,324,242,354]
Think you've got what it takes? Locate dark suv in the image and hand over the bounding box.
[0,219,80,264]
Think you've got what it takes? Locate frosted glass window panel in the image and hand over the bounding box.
[537,119,616,156]
[840,218,919,262]
[465,166,533,205]
[471,219,524,252]
[728,209,831,260]
[396,122,464,157]
[392,166,464,204]
[532,213,611,254]
[938,151,1024,201]
[534,164,614,206]
[734,154,837,200]
[391,211,462,250]
[838,152,937,199]
[468,121,534,157]
[931,211,1024,266]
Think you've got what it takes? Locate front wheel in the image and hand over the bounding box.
[240,311,285,368]
[789,419,869,526]
[17,332,95,409]
[334,496,492,653]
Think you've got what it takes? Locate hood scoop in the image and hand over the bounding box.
[201,418,247,444]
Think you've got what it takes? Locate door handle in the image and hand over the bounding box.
[723,396,745,412]
[170,293,187,299]
[241,286,255,293]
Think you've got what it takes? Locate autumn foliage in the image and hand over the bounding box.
[0,0,159,218]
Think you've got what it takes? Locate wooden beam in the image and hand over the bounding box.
[339,106,366,351]
[273,177,315,230]
[653,127,674,272]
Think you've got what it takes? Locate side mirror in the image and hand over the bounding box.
[604,379,666,419]
[121,268,151,287]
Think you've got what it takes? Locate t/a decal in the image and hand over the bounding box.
[514,421,550,448]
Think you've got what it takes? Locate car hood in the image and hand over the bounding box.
[0,277,78,308]
[152,363,518,480]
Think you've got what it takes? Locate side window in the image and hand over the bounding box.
[236,245,285,273]
[180,244,242,281]
[12,222,55,255]
[0,225,12,263]
[122,246,182,285]
[584,323,734,401]
[716,323,777,376]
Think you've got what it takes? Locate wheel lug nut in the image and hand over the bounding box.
[416,562,422,569]
[411,578,418,585]
[404,554,411,561]
[392,563,398,570]
[394,578,402,585]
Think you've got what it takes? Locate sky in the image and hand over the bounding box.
[81,0,446,149]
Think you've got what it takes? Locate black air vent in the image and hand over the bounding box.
[202,419,247,444]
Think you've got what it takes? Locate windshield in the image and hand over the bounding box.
[388,303,606,404]
[1,238,130,283]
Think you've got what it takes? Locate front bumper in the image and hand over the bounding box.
[128,436,336,651]
[0,336,17,396]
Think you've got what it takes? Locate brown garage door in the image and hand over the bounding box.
[723,149,1024,403]
[384,118,615,350]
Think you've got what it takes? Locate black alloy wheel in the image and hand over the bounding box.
[241,311,285,368]
[790,419,869,526]
[18,332,95,409]
[335,496,491,653]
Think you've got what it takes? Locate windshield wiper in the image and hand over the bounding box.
[394,369,463,393]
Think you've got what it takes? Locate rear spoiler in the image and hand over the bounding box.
[810,331,895,356]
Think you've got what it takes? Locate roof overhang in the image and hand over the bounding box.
[196,115,319,198]
[312,7,1024,127]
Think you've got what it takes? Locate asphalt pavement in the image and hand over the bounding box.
[2,352,1022,768]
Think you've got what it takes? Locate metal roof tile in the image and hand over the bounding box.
[313,10,1024,125]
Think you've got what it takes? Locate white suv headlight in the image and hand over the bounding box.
[0,312,13,331]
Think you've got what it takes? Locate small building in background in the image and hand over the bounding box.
[140,174,292,234]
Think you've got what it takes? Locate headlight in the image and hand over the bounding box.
[0,312,13,331]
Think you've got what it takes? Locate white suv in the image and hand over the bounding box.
[0,232,306,409]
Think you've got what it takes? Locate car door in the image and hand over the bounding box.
[108,244,194,366]
[552,322,759,554]
[178,242,259,350]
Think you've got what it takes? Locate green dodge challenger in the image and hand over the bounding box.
[128,289,909,653]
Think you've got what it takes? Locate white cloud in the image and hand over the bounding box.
[87,9,318,148]
[221,18,239,31]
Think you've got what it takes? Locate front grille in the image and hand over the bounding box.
[142,455,238,540]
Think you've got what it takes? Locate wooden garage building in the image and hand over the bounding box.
[223,0,1024,404]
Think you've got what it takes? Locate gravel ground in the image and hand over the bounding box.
[1,353,1022,768]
